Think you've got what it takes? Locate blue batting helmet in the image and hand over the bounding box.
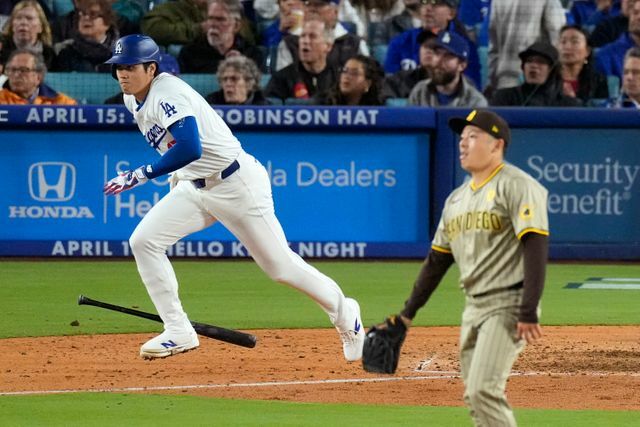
[106,34,161,79]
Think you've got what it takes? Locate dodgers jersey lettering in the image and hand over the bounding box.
[432,163,549,296]
[123,73,241,180]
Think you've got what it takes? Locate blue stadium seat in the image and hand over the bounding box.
[44,72,121,104]
[477,46,488,91]
[267,97,283,105]
[180,74,219,96]
[264,44,279,74]
[49,0,74,17]
[260,74,271,89]
[607,75,620,99]
[166,44,184,58]
[284,97,314,105]
[371,44,388,66]
[368,22,388,47]
[385,97,408,107]
[587,98,609,107]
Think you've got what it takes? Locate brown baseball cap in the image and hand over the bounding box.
[448,109,511,147]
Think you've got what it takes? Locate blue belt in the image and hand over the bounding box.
[192,159,240,189]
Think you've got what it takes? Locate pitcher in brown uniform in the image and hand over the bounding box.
[398,110,549,426]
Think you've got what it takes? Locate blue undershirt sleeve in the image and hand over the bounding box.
[143,116,202,179]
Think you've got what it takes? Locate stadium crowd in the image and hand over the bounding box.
[0,0,638,108]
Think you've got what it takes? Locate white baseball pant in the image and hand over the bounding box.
[128,151,348,334]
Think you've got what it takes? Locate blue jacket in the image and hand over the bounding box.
[262,19,284,48]
[384,24,482,89]
[458,0,490,47]
[596,32,637,79]
[569,0,620,28]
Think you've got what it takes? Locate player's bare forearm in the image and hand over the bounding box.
[517,322,542,344]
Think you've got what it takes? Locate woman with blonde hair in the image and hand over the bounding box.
[0,0,55,72]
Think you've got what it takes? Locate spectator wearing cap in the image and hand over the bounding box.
[383,29,437,99]
[488,0,565,93]
[408,30,487,106]
[265,19,339,101]
[206,55,271,105]
[274,0,369,71]
[490,41,582,107]
[178,0,263,73]
[0,49,76,104]
[607,46,640,107]
[384,0,481,89]
[596,0,640,80]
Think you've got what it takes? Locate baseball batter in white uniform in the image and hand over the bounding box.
[103,34,364,361]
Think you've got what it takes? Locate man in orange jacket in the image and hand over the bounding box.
[0,49,76,105]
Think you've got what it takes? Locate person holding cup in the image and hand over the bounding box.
[261,0,305,48]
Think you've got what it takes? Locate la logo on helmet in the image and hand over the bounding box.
[115,41,123,54]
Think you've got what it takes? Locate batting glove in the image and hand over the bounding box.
[104,166,149,195]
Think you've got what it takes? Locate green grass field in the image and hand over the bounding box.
[1,260,638,425]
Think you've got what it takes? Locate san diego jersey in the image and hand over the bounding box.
[123,73,242,180]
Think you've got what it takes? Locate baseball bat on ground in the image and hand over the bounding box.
[78,295,257,349]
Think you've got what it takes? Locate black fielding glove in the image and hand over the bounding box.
[362,315,407,374]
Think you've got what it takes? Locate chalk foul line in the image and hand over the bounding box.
[1,370,637,397]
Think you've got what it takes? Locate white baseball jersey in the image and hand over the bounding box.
[123,73,242,180]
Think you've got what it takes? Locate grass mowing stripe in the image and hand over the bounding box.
[0,394,638,426]
[1,261,639,338]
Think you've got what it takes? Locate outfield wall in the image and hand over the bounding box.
[1,105,638,260]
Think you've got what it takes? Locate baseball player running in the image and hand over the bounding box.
[391,110,549,426]
[102,35,364,362]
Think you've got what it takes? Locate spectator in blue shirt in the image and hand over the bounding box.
[384,0,481,88]
[608,45,640,106]
[261,0,304,47]
[570,0,621,32]
[590,0,629,47]
[596,0,640,79]
[458,0,490,46]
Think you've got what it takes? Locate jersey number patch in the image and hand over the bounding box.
[160,101,177,118]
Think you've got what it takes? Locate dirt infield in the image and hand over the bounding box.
[2,326,638,411]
